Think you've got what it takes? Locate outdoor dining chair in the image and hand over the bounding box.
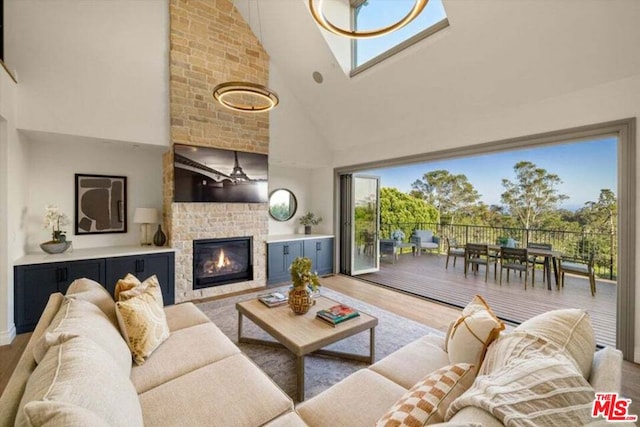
[464,243,496,282]
[558,253,596,296]
[445,237,465,269]
[499,247,534,289]
[527,242,553,284]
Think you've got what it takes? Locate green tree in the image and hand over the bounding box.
[577,189,617,234]
[410,170,480,224]
[380,187,438,239]
[500,161,568,229]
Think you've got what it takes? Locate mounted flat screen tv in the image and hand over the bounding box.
[174,144,268,203]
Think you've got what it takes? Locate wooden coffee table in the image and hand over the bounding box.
[236,295,378,401]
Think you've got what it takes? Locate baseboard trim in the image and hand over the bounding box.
[0,324,17,346]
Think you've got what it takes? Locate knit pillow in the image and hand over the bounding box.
[446,295,505,369]
[115,285,169,365]
[376,363,476,426]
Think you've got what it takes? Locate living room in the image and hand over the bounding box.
[1,0,640,425]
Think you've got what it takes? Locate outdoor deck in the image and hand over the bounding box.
[360,252,617,347]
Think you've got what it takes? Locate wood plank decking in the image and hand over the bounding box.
[360,252,617,347]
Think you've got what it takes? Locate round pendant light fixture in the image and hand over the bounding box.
[308,0,428,39]
[213,81,279,113]
[213,0,279,113]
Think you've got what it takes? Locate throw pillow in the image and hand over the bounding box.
[446,295,504,369]
[114,273,142,301]
[115,285,170,365]
[115,274,165,309]
[376,363,475,426]
[514,308,595,378]
[446,333,596,426]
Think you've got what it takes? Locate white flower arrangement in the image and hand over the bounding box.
[391,229,405,241]
[43,205,70,242]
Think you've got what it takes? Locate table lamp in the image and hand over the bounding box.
[133,208,158,246]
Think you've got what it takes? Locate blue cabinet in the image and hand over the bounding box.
[105,252,175,305]
[267,237,334,285]
[267,241,303,285]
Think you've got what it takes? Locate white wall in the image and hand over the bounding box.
[4,0,169,147]
[24,134,165,252]
[268,165,312,235]
[0,66,25,344]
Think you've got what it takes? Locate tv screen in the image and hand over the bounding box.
[173,144,268,203]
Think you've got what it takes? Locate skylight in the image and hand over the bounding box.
[353,0,448,71]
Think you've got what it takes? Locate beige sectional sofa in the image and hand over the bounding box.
[0,277,627,427]
[0,278,295,426]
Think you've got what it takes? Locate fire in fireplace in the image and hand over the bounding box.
[193,237,253,289]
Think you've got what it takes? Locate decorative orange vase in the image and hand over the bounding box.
[288,287,315,315]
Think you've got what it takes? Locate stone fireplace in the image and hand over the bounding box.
[165,0,270,302]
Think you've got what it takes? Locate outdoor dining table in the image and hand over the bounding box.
[484,244,562,291]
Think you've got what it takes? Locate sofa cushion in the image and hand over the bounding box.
[115,285,170,365]
[16,336,143,427]
[66,277,117,326]
[138,353,293,426]
[514,308,595,378]
[130,322,240,393]
[376,363,475,426]
[370,334,449,389]
[589,347,623,392]
[296,369,406,427]
[22,401,112,427]
[164,302,211,332]
[263,411,309,427]
[33,297,131,375]
[447,295,504,369]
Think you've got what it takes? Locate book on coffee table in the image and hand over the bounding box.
[316,303,360,326]
[258,292,288,308]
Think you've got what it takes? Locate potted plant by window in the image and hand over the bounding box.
[288,257,320,315]
[299,211,322,235]
[40,205,72,254]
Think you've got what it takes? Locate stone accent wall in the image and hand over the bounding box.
[166,0,270,302]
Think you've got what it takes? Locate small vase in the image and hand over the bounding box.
[288,287,315,315]
[304,225,311,235]
[153,225,167,247]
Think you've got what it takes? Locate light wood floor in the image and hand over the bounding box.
[1,275,638,418]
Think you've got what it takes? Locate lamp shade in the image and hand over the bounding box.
[133,208,158,224]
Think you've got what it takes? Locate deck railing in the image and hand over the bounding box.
[378,222,617,280]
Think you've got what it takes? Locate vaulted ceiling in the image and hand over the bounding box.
[237,0,640,152]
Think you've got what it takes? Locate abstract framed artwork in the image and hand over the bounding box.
[75,174,127,235]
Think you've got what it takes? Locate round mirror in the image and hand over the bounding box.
[269,188,298,221]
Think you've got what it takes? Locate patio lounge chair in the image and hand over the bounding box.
[445,237,465,268]
[559,253,596,296]
[410,229,439,255]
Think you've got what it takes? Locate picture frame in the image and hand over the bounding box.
[75,173,127,235]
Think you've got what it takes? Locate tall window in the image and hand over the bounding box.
[353,0,448,70]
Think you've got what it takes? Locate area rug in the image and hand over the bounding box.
[196,287,443,400]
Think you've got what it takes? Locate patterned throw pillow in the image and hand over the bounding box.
[114,273,142,301]
[376,363,476,426]
[116,274,164,307]
[115,284,169,365]
[446,295,505,369]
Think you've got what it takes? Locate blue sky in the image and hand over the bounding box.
[355,0,447,65]
[363,138,618,211]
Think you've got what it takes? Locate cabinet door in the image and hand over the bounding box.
[14,264,60,333]
[58,259,105,294]
[105,253,175,305]
[303,238,334,276]
[267,241,303,285]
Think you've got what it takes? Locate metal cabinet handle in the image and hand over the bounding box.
[284,245,289,255]
[316,242,321,251]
